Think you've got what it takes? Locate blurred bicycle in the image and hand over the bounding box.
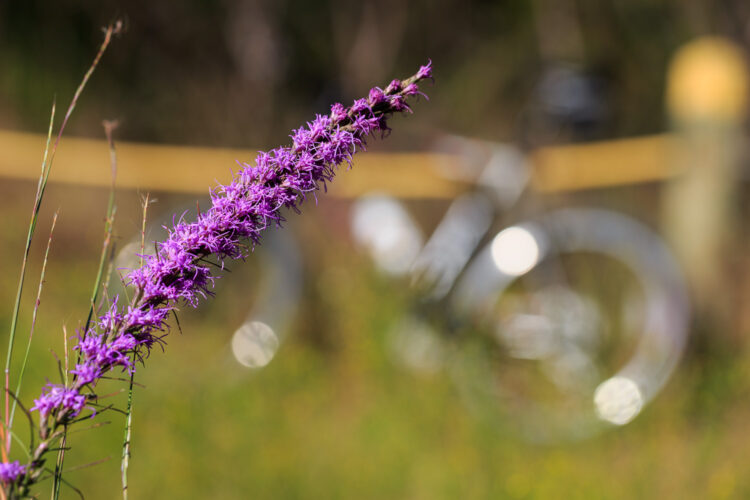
[351,135,690,442]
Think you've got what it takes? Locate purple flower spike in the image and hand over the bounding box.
[23,63,432,491]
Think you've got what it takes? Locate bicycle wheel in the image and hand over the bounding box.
[450,208,689,441]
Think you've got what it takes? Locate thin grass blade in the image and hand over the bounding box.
[3,100,57,461]
[49,22,122,500]
[8,212,59,441]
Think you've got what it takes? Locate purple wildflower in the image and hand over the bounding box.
[70,363,102,385]
[27,62,432,454]
[368,87,387,106]
[31,384,87,420]
[350,98,370,115]
[416,59,433,80]
[0,461,26,484]
[385,79,402,93]
[330,102,348,123]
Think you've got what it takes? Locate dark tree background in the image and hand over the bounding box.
[1,0,748,149]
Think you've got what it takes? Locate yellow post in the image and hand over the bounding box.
[663,37,748,324]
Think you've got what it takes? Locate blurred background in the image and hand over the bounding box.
[1,0,750,498]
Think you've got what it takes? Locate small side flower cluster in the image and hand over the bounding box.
[13,62,431,492]
[31,385,87,420]
[0,461,26,484]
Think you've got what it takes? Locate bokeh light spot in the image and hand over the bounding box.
[594,376,643,425]
[231,321,280,369]
[491,226,540,276]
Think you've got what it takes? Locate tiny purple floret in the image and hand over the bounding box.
[0,461,26,484]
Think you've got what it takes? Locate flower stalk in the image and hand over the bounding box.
[2,61,432,498]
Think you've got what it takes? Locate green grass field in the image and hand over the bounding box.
[0,180,748,499]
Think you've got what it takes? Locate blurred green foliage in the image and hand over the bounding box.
[2,0,750,148]
[0,181,748,499]
[1,1,750,498]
